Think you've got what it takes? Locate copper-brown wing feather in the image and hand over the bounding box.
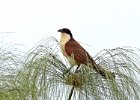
[65,39,94,66]
[65,39,115,79]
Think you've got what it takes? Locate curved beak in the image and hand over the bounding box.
[58,29,62,32]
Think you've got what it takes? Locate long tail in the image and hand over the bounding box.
[91,59,115,79]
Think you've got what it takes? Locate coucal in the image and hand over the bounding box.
[58,28,115,79]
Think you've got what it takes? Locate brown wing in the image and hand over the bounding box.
[65,39,115,79]
[65,39,92,66]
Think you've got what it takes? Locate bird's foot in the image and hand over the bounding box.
[75,69,81,73]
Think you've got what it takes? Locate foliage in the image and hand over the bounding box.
[0,37,140,100]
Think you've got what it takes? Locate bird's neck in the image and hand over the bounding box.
[60,33,72,57]
[60,33,72,45]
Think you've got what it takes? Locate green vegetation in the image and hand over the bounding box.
[0,37,140,100]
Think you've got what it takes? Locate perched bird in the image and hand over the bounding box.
[58,28,115,79]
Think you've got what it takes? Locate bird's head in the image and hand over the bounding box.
[58,28,73,38]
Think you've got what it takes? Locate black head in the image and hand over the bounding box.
[58,28,73,38]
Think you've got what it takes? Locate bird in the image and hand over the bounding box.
[58,28,115,79]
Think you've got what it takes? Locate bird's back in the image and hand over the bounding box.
[65,38,96,67]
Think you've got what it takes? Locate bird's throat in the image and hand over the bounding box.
[60,33,71,57]
[60,33,71,44]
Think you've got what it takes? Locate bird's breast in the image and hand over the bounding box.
[60,42,67,57]
[60,41,77,66]
[60,34,70,57]
[60,34,77,65]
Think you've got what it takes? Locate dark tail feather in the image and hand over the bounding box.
[96,67,115,79]
[91,60,115,79]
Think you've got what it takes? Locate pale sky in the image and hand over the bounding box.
[0,0,140,55]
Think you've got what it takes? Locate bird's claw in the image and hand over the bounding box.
[75,69,81,73]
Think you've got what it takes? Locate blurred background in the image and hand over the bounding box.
[0,0,140,54]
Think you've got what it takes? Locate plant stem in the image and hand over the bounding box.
[68,66,79,100]
[68,86,74,100]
